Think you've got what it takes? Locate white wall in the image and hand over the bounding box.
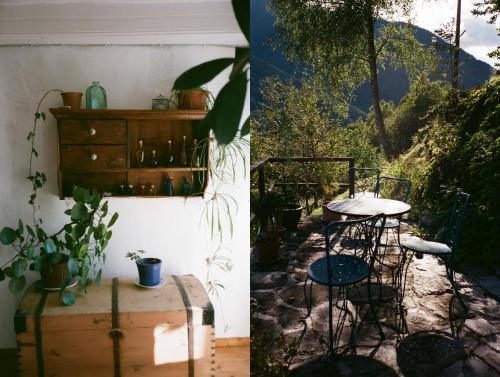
[0,44,249,347]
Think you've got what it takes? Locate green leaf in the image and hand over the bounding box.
[9,276,26,294]
[0,227,17,245]
[33,256,42,272]
[26,225,35,238]
[26,132,34,141]
[41,112,46,121]
[89,193,101,209]
[26,246,35,259]
[73,187,90,203]
[12,259,26,278]
[36,227,47,241]
[44,239,57,254]
[232,0,249,42]
[94,224,106,240]
[95,269,102,287]
[68,257,79,275]
[3,266,13,278]
[35,112,40,119]
[173,58,234,91]
[108,212,119,227]
[0,269,5,281]
[32,148,38,158]
[204,71,247,145]
[78,243,89,259]
[71,203,88,220]
[61,291,76,306]
[101,201,109,217]
[230,47,249,79]
[240,116,250,136]
[17,219,24,236]
[64,209,72,216]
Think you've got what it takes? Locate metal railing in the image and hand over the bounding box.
[250,157,355,229]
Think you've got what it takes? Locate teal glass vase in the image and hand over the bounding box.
[85,81,107,109]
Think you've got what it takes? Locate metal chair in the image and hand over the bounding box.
[302,214,387,356]
[400,191,470,312]
[349,168,380,198]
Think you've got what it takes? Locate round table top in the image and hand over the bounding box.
[326,197,411,217]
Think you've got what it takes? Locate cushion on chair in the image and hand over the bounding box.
[402,237,451,255]
[374,218,400,229]
[308,255,369,286]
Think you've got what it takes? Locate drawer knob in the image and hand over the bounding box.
[89,128,97,136]
[90,153,98,161]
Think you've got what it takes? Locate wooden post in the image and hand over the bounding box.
[348,158,355,198]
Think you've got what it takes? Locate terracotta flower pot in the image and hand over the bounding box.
[177,89,209,110]
[265,225,286,241]
[40,255,69,289]
[321,200,342,223]
[255,238,282,264]
[61,92,83,110]
[281,203,303,231]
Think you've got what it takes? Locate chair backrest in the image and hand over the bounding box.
[445,191,470,251]
[349,168,380,198]
[375,176,412,203]
[324,214,386,274]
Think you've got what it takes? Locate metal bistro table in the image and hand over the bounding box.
[327,197,412,334]
[326,197,411,218]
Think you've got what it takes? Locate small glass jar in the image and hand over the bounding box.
[152,94,171,110]
[148,184,157,196]
[126,184,135,196]
[85,81,107,109]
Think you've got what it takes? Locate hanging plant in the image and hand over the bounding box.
[0,90,118,305]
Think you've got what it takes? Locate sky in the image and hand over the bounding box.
[407,0,499,67]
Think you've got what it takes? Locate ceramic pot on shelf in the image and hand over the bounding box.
[136,258,162,286]
[60,92,83,110]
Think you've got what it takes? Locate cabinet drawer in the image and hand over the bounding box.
[59,119,126,144]
[60,145,126,171]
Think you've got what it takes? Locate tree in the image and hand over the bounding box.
[472,0,500,69]
[269,0,436,157]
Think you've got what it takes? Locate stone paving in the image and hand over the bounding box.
[251,216,500,376]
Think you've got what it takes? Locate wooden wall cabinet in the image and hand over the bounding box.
[50,109,209,199]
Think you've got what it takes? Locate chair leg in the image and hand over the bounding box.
[366,279,385,340]
[328,284,335,355]
[302,276,314,319]
[445,261,468,312]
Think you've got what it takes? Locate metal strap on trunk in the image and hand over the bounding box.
[173,275,195,377]
[110,277,122,377]
[34,290,48,377]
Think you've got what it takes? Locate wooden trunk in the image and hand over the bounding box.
[15,275,215,377]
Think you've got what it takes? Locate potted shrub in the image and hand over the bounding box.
[280,188,303,231]
[0,91,119,305]
[127,250,163,287]
[320,182,342,222]
[251,190,285,264]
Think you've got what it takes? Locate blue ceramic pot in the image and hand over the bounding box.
[136,258,162,286]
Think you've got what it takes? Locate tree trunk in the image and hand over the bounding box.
[452,0,462,89]
[365,11,393,157]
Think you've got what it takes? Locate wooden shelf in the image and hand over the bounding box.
[61,167,208,173]
[50,108,208,120]
[50,108,210,199]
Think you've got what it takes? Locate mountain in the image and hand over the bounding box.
[250,0,494,118]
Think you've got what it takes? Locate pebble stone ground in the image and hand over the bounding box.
[251,216,500,377]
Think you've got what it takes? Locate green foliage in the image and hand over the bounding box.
[126,250,145,262]
[385,78,500,269]
[0,91,119,301]
[385,76,446,155]
[252,76,383,212]
[172,0,249,144]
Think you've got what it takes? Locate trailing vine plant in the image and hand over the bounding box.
[0,89,118,305]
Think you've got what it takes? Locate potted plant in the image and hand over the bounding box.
[127,250,163,287]
[173,87,214,110]
[320,182,342,222]
[280,187,303,231]
[251,191,285,264]
[0,90,119,305]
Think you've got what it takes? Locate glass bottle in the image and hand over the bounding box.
[180,177,192,196]
[164,177,174,196]
[181,135,187,166]
[85,81,107,109]
[148,184,157,196]
[191,138,200,167]
[126,184,135,196]
[150,149,159,168]
[166,140,175,166]
[138,185,146,196]
[136,139,145,167]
